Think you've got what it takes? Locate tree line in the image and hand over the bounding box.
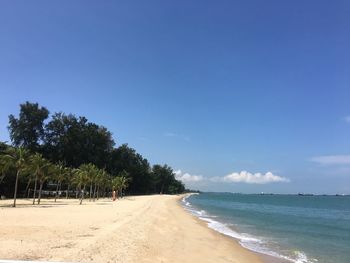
[0,102,185,206]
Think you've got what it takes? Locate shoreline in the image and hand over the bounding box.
[178,194,289,263]
[1,195,281,262]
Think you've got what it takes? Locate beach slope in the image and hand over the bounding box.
[0,195,262,263]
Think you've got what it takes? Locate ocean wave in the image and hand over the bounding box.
[181,195,316,263]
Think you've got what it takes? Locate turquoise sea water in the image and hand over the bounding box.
[183,193,350,263]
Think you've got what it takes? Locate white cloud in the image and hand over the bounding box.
[310,155,350,165]
[214,171,290,184]
[174,170,203,182]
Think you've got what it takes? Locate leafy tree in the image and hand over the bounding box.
[111,171,131,198]
[107,144,152,194]
[0,142,11,185]
[152,164,175,194]
[44,113,114,168]
[93,168,107,201]
[168,179,185,194]
[37,161,56,205]
[87,164,99,201]
[74,164,92,204]
[0,147,30,207]
[0,160,8,186]
[43,113,85,165]
[28,153,49,204]
[99,170,111,198]
[8,102,49,152]
[111,177,121,193]
[0,141,8,153]
[64,167,74,199]
[2,102,186,200]
[22,164,34,199]
[54,162,67,202]
[116,171,131,198]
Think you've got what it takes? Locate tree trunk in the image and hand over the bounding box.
[66,184,70,199]
[89,182,93,201]
[75,187,79,199]
[24,179,31,198]
[37,182,44,205]
[93,182,97,202]
[32,174,38,205]
[13,170,20,207]
[80,185,86,205]
[58,182,62,199]
[96,185,100,200]
[54,181,59,202]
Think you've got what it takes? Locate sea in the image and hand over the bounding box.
[182,192,350,263]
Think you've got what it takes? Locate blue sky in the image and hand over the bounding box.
[0,0,349,194]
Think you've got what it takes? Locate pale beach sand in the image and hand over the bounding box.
[0,195,268,263]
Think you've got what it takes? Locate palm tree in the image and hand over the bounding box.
[76,163,99,202]
[22,170,34,199]
[105,172,113,198]
[54,162,67,202]
[111,177,122,198]
[111,173,130,199]
[95,169,108,200]
[0,164,6,185]
[87,165,99,202]
[92,169,101,202]
[120,176,130,198]
[0,147,30,207]
[65,167,74,199]
[28,153,49,205]
[73,164,90,205]
[37,161,56,205]
[0,155,13,185]
[0,143,8,186]
[117,171,131,198]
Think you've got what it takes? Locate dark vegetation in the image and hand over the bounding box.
[0,102,185,206]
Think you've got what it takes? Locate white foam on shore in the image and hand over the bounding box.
[181,195,315,263]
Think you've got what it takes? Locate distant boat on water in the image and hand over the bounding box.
[298,193,314,196]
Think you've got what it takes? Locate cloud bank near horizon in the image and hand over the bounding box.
[211,171,290,184]
[174,170,203,182]
[175,170,290,185]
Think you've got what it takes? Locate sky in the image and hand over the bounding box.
[0,0,349,194]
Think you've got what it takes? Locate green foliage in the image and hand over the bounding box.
[74,164,92,189]
[43,113,114,168]
[0,146,31,206]
[107,144,153,194]
[0,143,11,184]
[0,141,8,153]
[27,153,49,204]
[0,102,186,204]
[8,101,49,152]
[152,164,184,194]
[111,172,131,197]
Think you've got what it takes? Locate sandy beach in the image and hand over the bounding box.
[0,195,265,263]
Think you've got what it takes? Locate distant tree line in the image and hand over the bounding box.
[0,102,185,206]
